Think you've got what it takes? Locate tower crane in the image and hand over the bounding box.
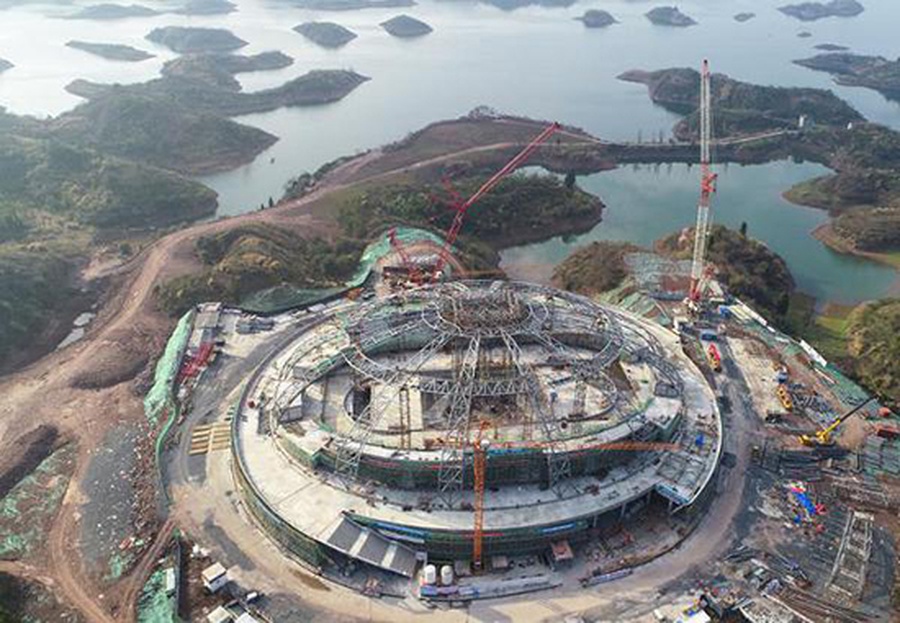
[688,59,718,306]
[471,420,490,573]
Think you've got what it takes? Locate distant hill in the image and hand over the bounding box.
[64,3,158,19]
[156,223,364,314]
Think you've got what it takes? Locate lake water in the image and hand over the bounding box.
[500,162,898,304]
[1,0,899,302]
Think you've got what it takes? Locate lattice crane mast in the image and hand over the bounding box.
[688,59,718,304]
[431,122,562,281]
[471,420,490,573]
[387,227,424,285]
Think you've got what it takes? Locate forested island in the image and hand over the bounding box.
[66,41,155,62]
[645,6,696,27]
[576,10,617,28]
[293,22,358,48]
[64,3,158,19]
[287,0,414,9]
[778,0,864,21]
[734,12,755,22]
[380,15,433,37]
[145,26,248,54]
[174,0,236,14]
[814,43,849,51]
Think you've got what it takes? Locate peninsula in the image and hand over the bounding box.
[794,53,900,101]
[66,41,155,62]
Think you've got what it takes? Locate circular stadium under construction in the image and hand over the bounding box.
[232,280,722,579]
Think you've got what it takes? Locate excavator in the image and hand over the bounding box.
[798,396,876,447]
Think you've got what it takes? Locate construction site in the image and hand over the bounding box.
[141,61,900,622]
[234,279,721,581]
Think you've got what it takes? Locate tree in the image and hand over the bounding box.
[564,171,576,190]
[268,196,275,208]
[739,221,748,237]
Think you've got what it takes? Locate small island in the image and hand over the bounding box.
[0,58,12,74]
[380,14,432,38]
[64,3,158,19]
[576,9,617,28]
[733,12,755,22]
[174,0,237,14]
[293,22,357,48]
[645,6,697,27]
[794,53,900,101]
[778,0,864,21]
[66,41,155,62]
[814,43,849,51]
[145,26,248,54]
[797,31,813,38]
[288,0,414,9]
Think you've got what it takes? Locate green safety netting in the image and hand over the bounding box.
[239,227,448,314]
[144,310,194,427]
[136,569,178,623]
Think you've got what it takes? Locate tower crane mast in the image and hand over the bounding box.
[689,59,718,304]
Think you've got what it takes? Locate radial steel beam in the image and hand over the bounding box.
[500,331,574,497]
[437,335,481,506]
[334,332,451,484]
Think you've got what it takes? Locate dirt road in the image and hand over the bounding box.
[0,120,558,622]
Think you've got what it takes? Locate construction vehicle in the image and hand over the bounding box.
[798,396,876,447]
[776,384,793,412]
[706,343,721,372]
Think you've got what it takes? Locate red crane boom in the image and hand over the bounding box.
[387,227,424,284]
[433,122,561,279]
